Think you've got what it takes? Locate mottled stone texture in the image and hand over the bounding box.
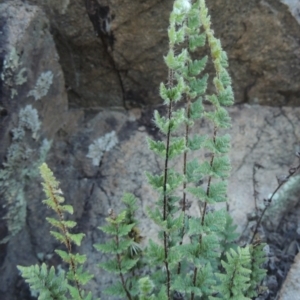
[0,1,68,157]
[280,251,300,300]
[21,0,300,108]
[0,1,68,299]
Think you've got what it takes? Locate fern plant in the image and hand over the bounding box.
[18,163,96,300]
[97,0,266,299]
[18,0,267,299]
[94,193,142,299]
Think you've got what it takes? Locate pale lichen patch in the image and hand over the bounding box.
[87,131,118,166]
[27,71,53,101]
[1,47,28,98]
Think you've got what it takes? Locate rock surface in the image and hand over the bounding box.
[0,0,68,163]
[0,1,68,298]
[21,0,300,107]
[281,0,300,24]
[279,251,300,300]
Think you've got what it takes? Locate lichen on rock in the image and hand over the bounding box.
[27,71,53,101]
[1,47,27,98]
[0,106,51,243]
[86,131,118,166]
[14,105,41,140]
[263,175,300,230]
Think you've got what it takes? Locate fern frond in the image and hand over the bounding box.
[245,243,267,298]
[215,247,252,299]
[139,277,156,300]
[39,163,93,297]
[17,263,68,300]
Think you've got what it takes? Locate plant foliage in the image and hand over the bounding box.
[97,1,267,299]
[18,1,267,300]
[18,163,95,300]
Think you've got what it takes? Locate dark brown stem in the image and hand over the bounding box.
[177,96,191,275]
[250,161,300,244]
[191,267,198,300]
[202,126,217,225]
[163,101,172,221]
[162,67,175,300]
[252,163,264,214]
[182,98,191,214]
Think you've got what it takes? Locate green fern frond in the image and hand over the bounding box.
[245,243,268,298]
[95,194,142,300]
[17,263,68,300]
[39,163,93,298]
[215,247,252,299]
[139,277,156,300]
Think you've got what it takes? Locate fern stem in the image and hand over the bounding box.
[191,266,198,300]
[182,96,191,214]
[162,67,175,300]
[177,96,191,275]
[202,126,217,225]
[163,103,172,221]
[250,161,300,243]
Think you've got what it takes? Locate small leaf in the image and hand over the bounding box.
[50,231,66,244]
[189,98,204,120]
[189,74,208,95]
[55,250,71,263]
[148,138,166,157]
[67,233,85,246]
[189,33,206,51]
[104,281,127,297]
[60,205,74,214]
[146,172,164,192]
[218,85,234,106]
[168,137,186,159]
[147,239,165,264]
[188,56,207,76]
[186,159,203,182]
[188,135,207,150]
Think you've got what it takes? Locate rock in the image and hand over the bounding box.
[20,0,300,107]
[263,174,300,231]
[0,0,68,174]
[279,251,300,300]
[0,1,67,298]
[24,0,173,108]
[228,105,300,233]
[281,0,300,24]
